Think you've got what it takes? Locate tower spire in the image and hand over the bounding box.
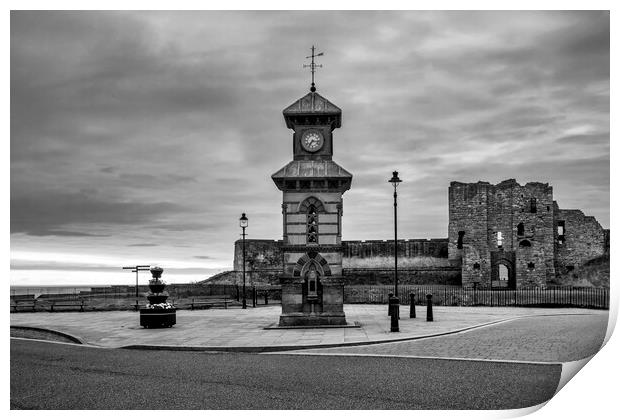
[304,45,323,92]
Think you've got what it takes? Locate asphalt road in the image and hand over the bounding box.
[11,339,561,410]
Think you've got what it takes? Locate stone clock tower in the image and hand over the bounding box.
[272,86,353,326]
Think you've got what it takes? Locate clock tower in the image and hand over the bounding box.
[272,79,352,326]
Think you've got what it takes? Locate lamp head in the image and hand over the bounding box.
[239,213,248,228]
[389,171,402,188]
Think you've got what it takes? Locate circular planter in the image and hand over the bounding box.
[139,308,176,328]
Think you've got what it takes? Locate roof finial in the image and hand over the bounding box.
[304,45,323,92]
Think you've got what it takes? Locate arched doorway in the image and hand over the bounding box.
[490,251,516,289]
[497,264,509,288]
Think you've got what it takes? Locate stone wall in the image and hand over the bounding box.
[449,178,607,288]
[220,180,608,289]
[555,208,607,275]
[344,268,461,285]
[232,239,283,285]
[234,238,449,272]
[343,239,448,259]
[230,238,453,285]
[449,181,492,284]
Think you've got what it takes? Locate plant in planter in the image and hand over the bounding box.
[148,266,166,294]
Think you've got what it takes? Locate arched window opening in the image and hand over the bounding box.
[457,231,465,249]
[473,262,480,270]
[527,262,535,269]
[530,198,537,213]
[299,196,325,213]
[517,223,524,236]
[306,204,318,244]
[557,220,565,244]
[519,240,531,247]
[497,232,503,248]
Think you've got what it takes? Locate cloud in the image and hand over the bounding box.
[10,11,609,285]
[23,230,107,238]
[11,189,184,236]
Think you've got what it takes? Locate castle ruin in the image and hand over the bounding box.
[219,178,608,289]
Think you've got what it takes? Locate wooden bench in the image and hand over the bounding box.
[50,300,86,312]
[190,296,231,310]
[11,299,38,312]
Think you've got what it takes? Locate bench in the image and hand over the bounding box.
[50,300,86,312]
[11,299,38,312]
[190,296,231,310]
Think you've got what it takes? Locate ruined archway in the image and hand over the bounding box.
[490,251,516,289]
[492,258,515,289]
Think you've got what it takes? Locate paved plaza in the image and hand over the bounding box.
[10,305,608,363]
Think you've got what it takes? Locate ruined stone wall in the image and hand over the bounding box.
[343,239,448,259]
[449,181,491,286]
[233,239,283,285]
[448,178,607,288]
[231,238,453,285]
[225,180,607,288]
[449,179,555,287]
[233,239,450,271]
[508,181,555,287]
[344,268,461,285]
[555,208,607,275]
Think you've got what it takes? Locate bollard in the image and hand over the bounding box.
[426,293,433,322]
[410,293,416,318]
[388,293,394,317]
[389,295,400,332]
[264,291,268,305]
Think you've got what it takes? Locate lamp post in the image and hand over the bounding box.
[388,171,402,332]
[239,213,248,309]
[389,171,402,297]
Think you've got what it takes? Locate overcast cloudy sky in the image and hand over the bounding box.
[10,10,609,286]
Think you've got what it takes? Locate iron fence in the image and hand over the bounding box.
[11,284,609,309]
[343,285,609,309]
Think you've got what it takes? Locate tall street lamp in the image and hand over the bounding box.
[239,213,248,309]
[389,171,402,297]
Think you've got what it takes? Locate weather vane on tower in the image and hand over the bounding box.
[304,45,323,92]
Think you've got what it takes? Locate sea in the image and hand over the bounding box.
[10,285,107,298]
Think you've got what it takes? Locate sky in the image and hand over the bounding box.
[10,10,610,286]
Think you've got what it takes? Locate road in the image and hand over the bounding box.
[291,313,608,362]
[11,339,561,410]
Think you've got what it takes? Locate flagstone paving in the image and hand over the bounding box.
[285,311,609,363]
[11,304,607,362]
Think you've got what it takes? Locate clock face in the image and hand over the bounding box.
[301,130,324,152]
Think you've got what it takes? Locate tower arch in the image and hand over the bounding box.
[292,252,332,277]
[298,196,325,213]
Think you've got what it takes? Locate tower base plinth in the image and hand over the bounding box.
[279,311,347,326]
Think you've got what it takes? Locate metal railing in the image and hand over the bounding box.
[11,284,608,310]
[343,285,609,309]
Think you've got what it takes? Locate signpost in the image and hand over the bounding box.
[122,265,151,309]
